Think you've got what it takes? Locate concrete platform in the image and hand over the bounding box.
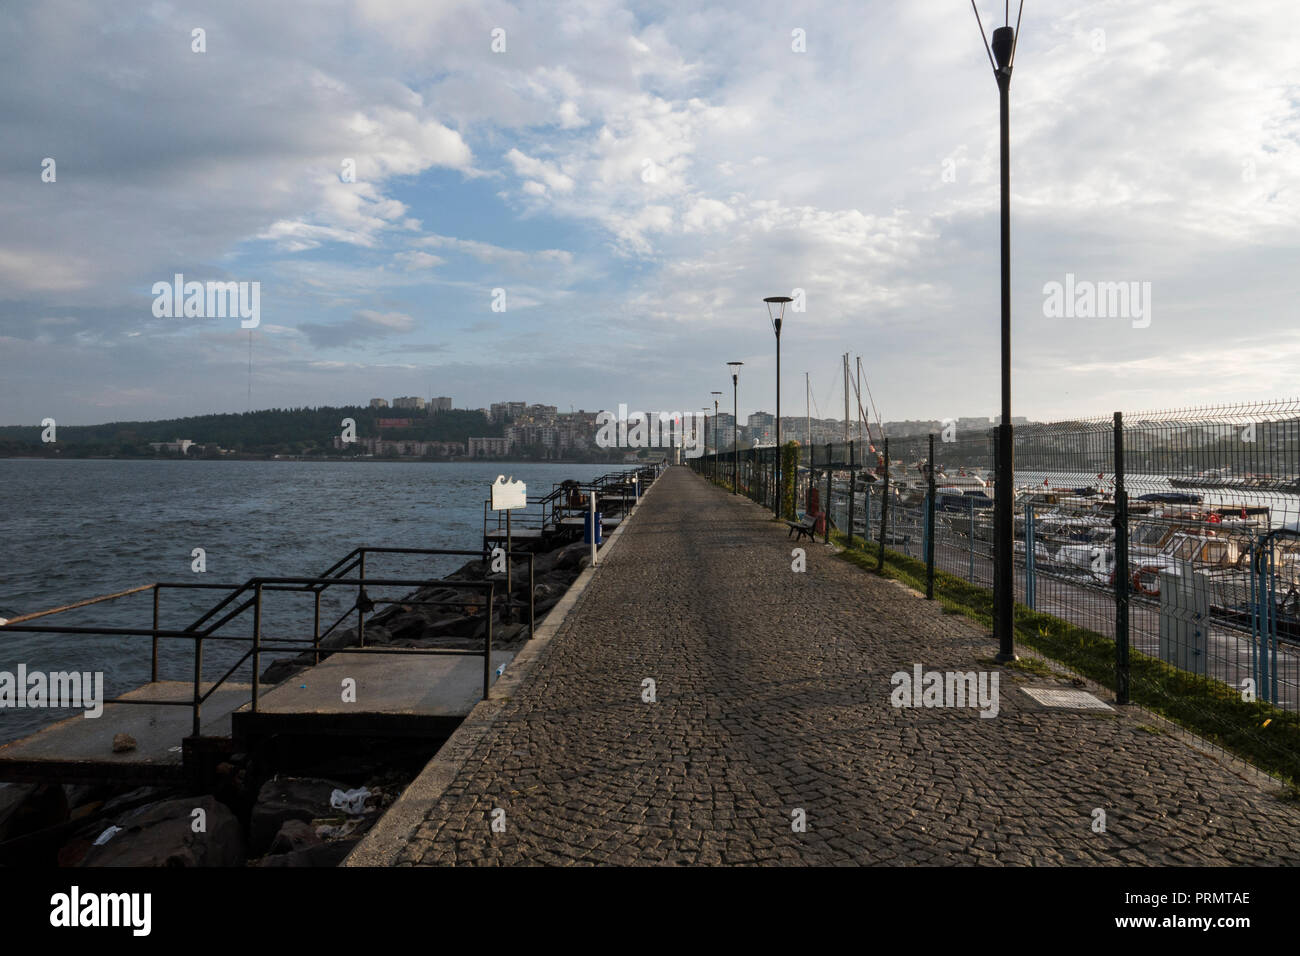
[232,650,515,740]
[556,516,622,529]
[484,528,545,540]
[0,681,256,785]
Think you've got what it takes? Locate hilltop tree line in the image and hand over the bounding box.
[0,407,504,458]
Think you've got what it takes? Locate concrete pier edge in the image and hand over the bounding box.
[343,470,660,866]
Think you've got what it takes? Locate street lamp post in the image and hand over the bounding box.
[701,407,710,470]
[711,391,722,482]
[764,296,792,518]
[727,362,744,495]
[973,0,1023,663]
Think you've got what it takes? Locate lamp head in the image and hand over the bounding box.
[991,25,1015,71]
[971,1,1024,78]
[764,296,792,335]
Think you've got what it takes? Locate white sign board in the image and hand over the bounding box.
[490,475,527,511]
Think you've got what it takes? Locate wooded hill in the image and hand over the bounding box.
[0,407,503,458]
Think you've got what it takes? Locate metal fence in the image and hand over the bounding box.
[690,400,1300,780]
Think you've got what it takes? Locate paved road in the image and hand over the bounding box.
[396,466,1300,865]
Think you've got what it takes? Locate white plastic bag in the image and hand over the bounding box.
[329,788,371,815]
[93,825,123,846]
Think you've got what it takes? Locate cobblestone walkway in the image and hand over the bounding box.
[396,466,1300,865]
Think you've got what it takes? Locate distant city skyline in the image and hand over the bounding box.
[4,388,1039,433]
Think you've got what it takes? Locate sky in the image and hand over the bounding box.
[1,0,1298,428]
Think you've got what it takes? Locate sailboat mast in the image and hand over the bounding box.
[842,353,849,445]
[856,356,864,443]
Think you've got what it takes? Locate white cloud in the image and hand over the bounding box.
[415,234,573,268]
[682,197,737,233]
[0,249,94,293]
[395,251,445,270]
[557,100,586,129]
[504,148,575,194]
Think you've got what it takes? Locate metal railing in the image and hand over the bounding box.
[479,465,658,549]
[0,545,543,739]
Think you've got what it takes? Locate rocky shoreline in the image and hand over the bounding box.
[0,537,600,867]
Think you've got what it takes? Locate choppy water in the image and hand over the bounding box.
[0,459,612,742]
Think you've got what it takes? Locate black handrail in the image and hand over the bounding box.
[0,547,528,739]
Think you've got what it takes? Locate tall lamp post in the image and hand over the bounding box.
[727,362,744,495]
[711,391,722,481]
[764,296,792,517]
[701,407,710,470]
[972,0,1023,663]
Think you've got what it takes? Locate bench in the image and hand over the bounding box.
[786,514,818,542]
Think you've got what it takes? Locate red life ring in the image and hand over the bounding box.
[1132,566,1162,596]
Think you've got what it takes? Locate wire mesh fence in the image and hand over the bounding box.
[690,399,1300,782]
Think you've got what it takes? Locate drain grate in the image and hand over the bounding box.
[1021,687,1114,711]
